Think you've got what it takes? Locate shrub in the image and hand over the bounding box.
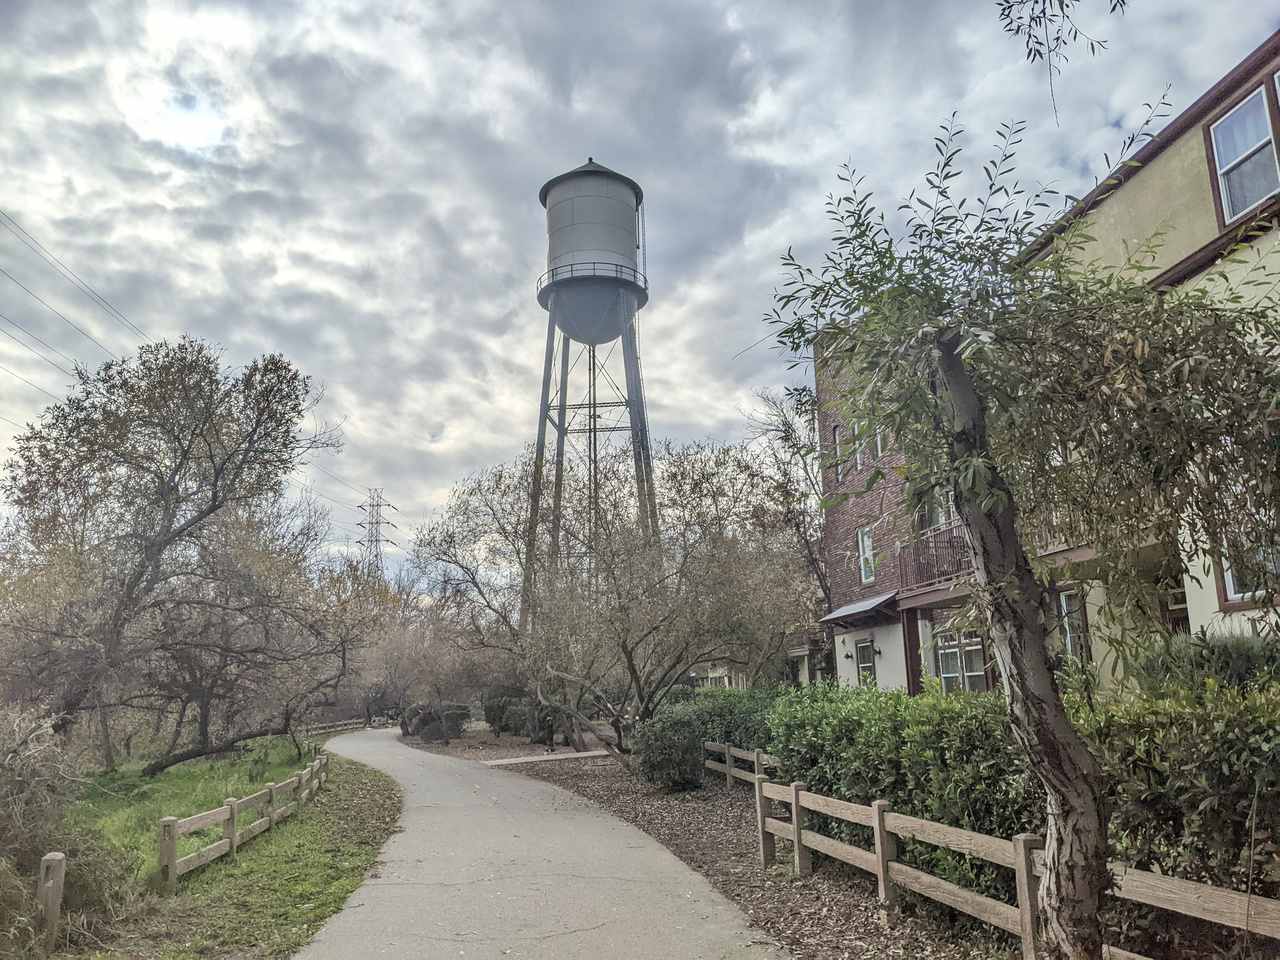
[662,686,778,748]
[439,703,471,738]
[768,678,1280,955]
[632,711,704,791]
[768,683,1042,906]
[633,686,782,792]
[1127,631,1280,695]
[0,709,132,958]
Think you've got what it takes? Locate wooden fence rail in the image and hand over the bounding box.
[158,753,331,894]
[303,718,365,736]
[703,741,1280,959]
[702,740,779,788]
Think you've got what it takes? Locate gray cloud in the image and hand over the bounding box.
[2,0,1278,546]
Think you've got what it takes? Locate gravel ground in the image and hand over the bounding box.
[514,757,1016,960]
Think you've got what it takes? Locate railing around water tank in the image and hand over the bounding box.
[536,261,648,295]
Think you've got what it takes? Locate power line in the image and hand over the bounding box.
[0,209,148,340]
[0,308,80,368]
[310,462,368,498]
[281,478,361,511]
[0,326,72,377]
[0,264,116,359]
[0,361,58,401]
[0,414,22,429]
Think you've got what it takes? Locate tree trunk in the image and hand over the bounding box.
[143,723,290,776]
[937,338,1108,959]
[95,694,116,771]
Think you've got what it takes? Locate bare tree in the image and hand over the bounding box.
[1,337,337,767]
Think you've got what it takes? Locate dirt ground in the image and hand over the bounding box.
[511,755,1015,960]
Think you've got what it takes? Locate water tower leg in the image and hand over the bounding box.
[519,313,558,635]
[548,332,570,568]
[621,318,659,539]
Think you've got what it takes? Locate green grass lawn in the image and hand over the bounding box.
[74,737,323,886]
[66,741,401,959]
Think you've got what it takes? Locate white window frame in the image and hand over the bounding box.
[1210,85,1280,224]
[1056,589,1088,661]
[1223,560,1252,601]
[935,633,989,693]
[857,526,875,583]
[854,438,865,471]
[853,637,877,686]
[831,424,843,483]
[874,428,885,458]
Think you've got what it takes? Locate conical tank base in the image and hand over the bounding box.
[545,278,640,346]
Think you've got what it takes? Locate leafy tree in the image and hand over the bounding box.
[770,118,1280,957]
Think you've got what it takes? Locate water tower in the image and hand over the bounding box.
[519,158,659,632]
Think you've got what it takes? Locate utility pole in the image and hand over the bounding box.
[357,487,398,579]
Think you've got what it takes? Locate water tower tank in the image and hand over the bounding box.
[536,158,648,346]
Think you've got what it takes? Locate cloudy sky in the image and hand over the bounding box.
[2,1,1278,555]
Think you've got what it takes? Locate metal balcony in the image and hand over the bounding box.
[897,519,973,592]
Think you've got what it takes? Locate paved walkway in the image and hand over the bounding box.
[298,728,788,960]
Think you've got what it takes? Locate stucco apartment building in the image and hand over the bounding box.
[817,30,1280,693]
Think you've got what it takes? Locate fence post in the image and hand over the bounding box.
[753,749,764,777]
[267,783,277,828]
[871,799,897,927]
[1014,833,1044,959]
[724,744,733,787]
[37,852,65,953]
[753,776,776,868]
[158,817,178,895]
[223,798,239,858]
[790,781,812,877]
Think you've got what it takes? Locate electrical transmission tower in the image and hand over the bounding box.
[357,487,398,578]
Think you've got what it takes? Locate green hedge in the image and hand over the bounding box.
[768,683,1043,904]
[632,687,781,792]
[767,678,1280,953]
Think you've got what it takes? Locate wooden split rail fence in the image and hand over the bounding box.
[303,718,366,736]
[706,741,1280,959]
[158,753,331,894]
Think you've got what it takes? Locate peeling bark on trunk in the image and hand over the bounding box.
[937,339,1108,960]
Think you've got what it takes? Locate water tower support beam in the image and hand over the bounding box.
[519,312,558,636]
[548,332,570,569]
[621,318,659,539]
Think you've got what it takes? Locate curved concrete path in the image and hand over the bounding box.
[298,727,788,960]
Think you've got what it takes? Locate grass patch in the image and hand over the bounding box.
[72,752,400,959]
[72,737,320,888]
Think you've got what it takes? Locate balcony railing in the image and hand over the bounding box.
[536,261,648,295]
[896,510,1094,594]
[897,518,973,593]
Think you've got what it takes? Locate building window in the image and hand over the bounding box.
[854,438,865,471]
[857,526,875,583]
[874,428,885,458]
[831,424,843,482]
[918,490,958,531]
[1057,589,1090,661]
[854,638,877,686]
[1223,545,1280,601]
[1210,86,1280,222]
[935,633,990,693]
